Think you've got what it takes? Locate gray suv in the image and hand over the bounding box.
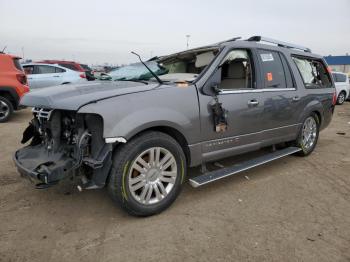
[14,36,336,216]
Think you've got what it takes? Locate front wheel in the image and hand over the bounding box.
[295,113,320,156]
[108,131,187,216]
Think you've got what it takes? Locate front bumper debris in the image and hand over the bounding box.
[13,144,76,186]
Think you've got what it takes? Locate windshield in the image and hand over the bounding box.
[109,61,167,81]
[107,47,219,83]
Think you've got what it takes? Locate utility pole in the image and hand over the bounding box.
[186,35,190,49]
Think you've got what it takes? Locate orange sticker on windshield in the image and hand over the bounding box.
[267,72,273,81]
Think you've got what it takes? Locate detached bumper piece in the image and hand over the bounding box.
[13,144,76,189]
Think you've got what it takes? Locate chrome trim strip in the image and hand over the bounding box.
[105,137,127,144]
[188,123,302,147]
[219,88,296,94]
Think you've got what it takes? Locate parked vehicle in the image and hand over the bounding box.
[14,36,335,216]
[331,71,349,104]
[23,63,87,89]
[0,52,29,122]
[37,60,95,81]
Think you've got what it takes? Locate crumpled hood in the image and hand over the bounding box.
[20,81,159,110]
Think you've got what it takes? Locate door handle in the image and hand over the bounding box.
[292,96,300,102]
[53,75,60,78]
[247,99,259,106]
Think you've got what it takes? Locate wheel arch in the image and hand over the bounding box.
[122,125,191,166]
[0,87,19,109]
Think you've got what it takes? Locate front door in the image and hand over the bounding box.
[199,49,265,162]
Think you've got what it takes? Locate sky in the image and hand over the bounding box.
[1,0,349,65]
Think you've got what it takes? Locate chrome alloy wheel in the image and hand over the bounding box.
[0,100,10,121]
[338,92,345,104]
[128,147,178,205]
[302,116,317,150]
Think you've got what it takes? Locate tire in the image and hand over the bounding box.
[337,91,346,105]
[295,113,320,156]
[108,131,187,216]
[0,96,14,123]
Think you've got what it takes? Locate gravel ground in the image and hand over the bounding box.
[1,103,350,262]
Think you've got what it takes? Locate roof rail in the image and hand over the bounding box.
[247,36,311,53]
[216,37,241,45]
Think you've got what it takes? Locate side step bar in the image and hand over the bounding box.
[189,147,301,188]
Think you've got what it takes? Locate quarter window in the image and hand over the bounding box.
[292,56,332,88]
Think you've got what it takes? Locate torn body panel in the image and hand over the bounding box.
[13,109,112,188]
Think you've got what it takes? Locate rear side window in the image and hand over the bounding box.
[59,63,77,71]
[13,58,23,71]
[37,65,56,74]
[55,67,66,73]
[332,73,347,83]
[292,56,332,88]
[257,50,291,88]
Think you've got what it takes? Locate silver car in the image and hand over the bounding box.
[23,63,87,89]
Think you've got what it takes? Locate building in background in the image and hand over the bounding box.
[324,55,350,75]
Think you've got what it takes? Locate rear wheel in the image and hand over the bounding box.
[337,91,346,105]
[0,96,13,123]
[108,131,187,216]
[295,113,319,156]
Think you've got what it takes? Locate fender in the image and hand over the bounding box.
[78,85,201,145]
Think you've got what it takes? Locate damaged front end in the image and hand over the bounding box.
[13,108,112,189]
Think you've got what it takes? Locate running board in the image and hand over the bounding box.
[189,147,301,188]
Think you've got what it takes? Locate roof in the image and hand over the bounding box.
[324,55,350,65]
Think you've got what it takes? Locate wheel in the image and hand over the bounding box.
[108,131,187,216]
[295,113,319,156]
[0,96,14,123]
[337,91,346,105]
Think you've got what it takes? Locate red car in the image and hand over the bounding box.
[0,52,29,122]
[38,60,95,81]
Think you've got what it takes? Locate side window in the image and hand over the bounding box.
[258,50,286,88]
[37,65,56,74]
[55,67,65,73]
[23,65,35,75]
[219,49,254,90]
[292,56,332,88]
[336,73,346,82]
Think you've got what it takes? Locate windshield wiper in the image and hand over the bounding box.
[116,79,149,85]
[131,51,163,85]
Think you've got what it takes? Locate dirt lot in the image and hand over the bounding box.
[1,104,350,262]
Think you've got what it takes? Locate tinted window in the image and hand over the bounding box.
[59,63,77,71]
[258,50,286,88]
[37,65,56,74]
[80,64,91,71]
[23,65,35,75]
[55,67,65,73]
[333,73,347,82]
[292,56,332,88]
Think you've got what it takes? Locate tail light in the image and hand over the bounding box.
[332,90,337,105]
[79,73,86,79]
[16,73,27,85]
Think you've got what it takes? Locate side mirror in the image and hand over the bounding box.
[203,67,222,96]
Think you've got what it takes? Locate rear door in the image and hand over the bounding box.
[255,49,301,144]
[34,65,63,88]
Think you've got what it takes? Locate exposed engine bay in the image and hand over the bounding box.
[14,108,112,188]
